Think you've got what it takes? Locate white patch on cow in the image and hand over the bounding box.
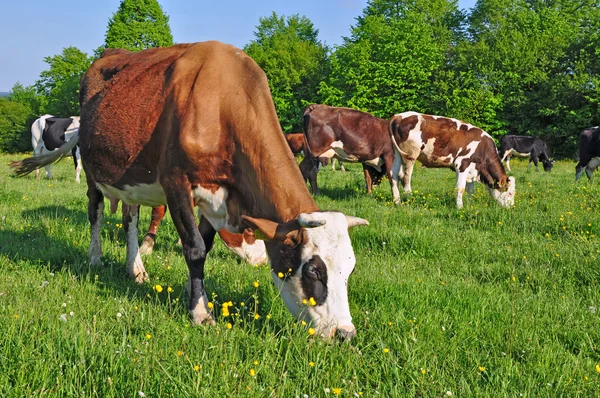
[228,239,267,265]
[453,141,481,170]
[422,138,436,157]
[487,176,516,208]
[88,202,104,265]
[97,183,166,207]
[272,212,356,337]
[364,156,384,171]
[510,149,530,158]
[451,118,476,132]
[390,155,402,205]
[587,157,600,171]
[319,148,336,160]
[192,186,229,230]
[438,154,454,164]
[455,162,479,208]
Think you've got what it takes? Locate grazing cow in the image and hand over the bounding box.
[12,42,368,340]
[500,135,554,172]
[283,133,319,194]
[302,104,395,194]
[31,114,82,182]
[135,205,267,266]
[388,112,515,208]
[575,126,600,181]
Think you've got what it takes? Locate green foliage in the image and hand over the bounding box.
[0,98,32,153]
[35,47,92,117]
[1,156,600,396]
[103,0,173,52]
[244,12,329,132]
[8,82,46,117]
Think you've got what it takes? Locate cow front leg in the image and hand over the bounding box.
[140,205,167,255]
[165,184,214,325]
[340,160,345,172]
[122,204,148,283]
[363,165,373,193]
[456,171,468,209]
[73,146,82,183]
[466,180,475,196]
[505,156,511,172]
[86,176,104,266]
[401,158,415,194]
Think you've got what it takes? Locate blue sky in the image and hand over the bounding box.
[0,0,477,92]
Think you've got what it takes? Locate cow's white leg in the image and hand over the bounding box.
[401,159,415,193]
[123,204,148,283]
[390,155,402,205]
[456,171,468,209]
[34,146,42,180]
[340,161,345,172]
[505,157,511,172]
[88,202,104,266]
[331,158,336,171]
[75,147,82,183]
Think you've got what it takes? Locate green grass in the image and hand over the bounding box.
[1,153,599,397]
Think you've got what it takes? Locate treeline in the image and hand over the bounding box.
[2,0,598,157]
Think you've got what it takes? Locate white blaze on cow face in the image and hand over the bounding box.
[487,176,516,208]
[271,212,366,339]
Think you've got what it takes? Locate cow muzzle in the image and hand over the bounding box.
[331,325,356,341]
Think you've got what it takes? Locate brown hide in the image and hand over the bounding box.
[302,104,395,193]
[285,133,306,154]
[79,42,318,224]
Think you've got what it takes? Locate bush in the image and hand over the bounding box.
[0,98,33,153]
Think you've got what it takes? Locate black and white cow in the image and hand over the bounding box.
[31,114,81,182]
[575,126,600,181]
[500,135,554,172]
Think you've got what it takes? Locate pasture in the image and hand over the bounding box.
[1,153,599,397]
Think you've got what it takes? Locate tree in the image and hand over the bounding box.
[9,82,45,117]
[319,0,467,121]
[35,47,92,117]
[244,12,329,132]
[103,0,173,52]
[0,98,32,153]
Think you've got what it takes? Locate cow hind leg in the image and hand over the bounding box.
[165,182,214,325]
[140,205,167,255]
[401,158,416,194]
[86,178,104,266]
[455,171,468,209]
[73,146,82,183]
[122,204,148,283]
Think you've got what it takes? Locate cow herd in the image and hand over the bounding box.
[9,41,600,341]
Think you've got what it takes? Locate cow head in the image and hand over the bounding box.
[487,176,516,207]
[242,212,368,341]
[542,158,555,172]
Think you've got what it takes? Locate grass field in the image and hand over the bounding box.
[1,153,599,397]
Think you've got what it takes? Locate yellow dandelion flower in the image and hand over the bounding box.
[240,302,245,307]
[226,322,232,329]
[145,334,152,340]
[254,313,260,320]
[250,369,256,377]
[167,265,172,270]
[207,302,214,309]
[383,348,390,353]
[277,272,284,278]
[302,299,308,305]
[222,309,230,317]
[478,366,486,372]
[13,314,18,319]
[177,350,183,356]
[266,314,271,319]
[227,301,233,307]
[309,361,315,367]
[308,297,316,306]
[154,284,163,293]
[253,281,259,288]
[421,368,426,375]
[167,286,173,293]
[332,388,342,396]
[308,328,316,336]
[253,360,259,365]
[522,255,526,259]
[193,365,200,371]
[301,320,307,326]
[596,364,600,373]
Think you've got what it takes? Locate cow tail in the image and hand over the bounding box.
[11,131,80,177]
[301,105,316,160]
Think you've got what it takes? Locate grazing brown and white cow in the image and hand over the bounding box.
[575,126,600,181]
[302,104,395,194]
[388,112,515,208]
[135,205,267,266]
[12,42,368,340]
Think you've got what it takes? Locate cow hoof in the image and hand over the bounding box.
[89,255,102,266]
[190,312,215,326]
[393,198,401,206]
[139,239,155,255]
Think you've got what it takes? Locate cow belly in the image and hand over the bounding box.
[587,157,600,171]
[364,157,384,171]
[97,183,167,207]
[319,141,360,163]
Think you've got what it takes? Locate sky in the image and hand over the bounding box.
[0,0,477,92]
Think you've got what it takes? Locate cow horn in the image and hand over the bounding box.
[346,216,369,228]
[298,213,326,228]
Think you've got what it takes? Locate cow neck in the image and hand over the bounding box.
[236,122,319,224]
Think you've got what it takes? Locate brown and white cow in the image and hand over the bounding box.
[12,42,368,340]
[388,112,515,208]
[302,104,395,194]
[135,205,267,266]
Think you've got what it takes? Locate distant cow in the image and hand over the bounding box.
[302,104,395,194]
[31,114,82,182]
[12,42,369,340]
[388,112,515,208]
[575,126,600,181]
[500,135,554,172]
[285,133,306,154]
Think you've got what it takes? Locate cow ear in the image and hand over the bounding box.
[346,215,369,228]
[242,216,306,247]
